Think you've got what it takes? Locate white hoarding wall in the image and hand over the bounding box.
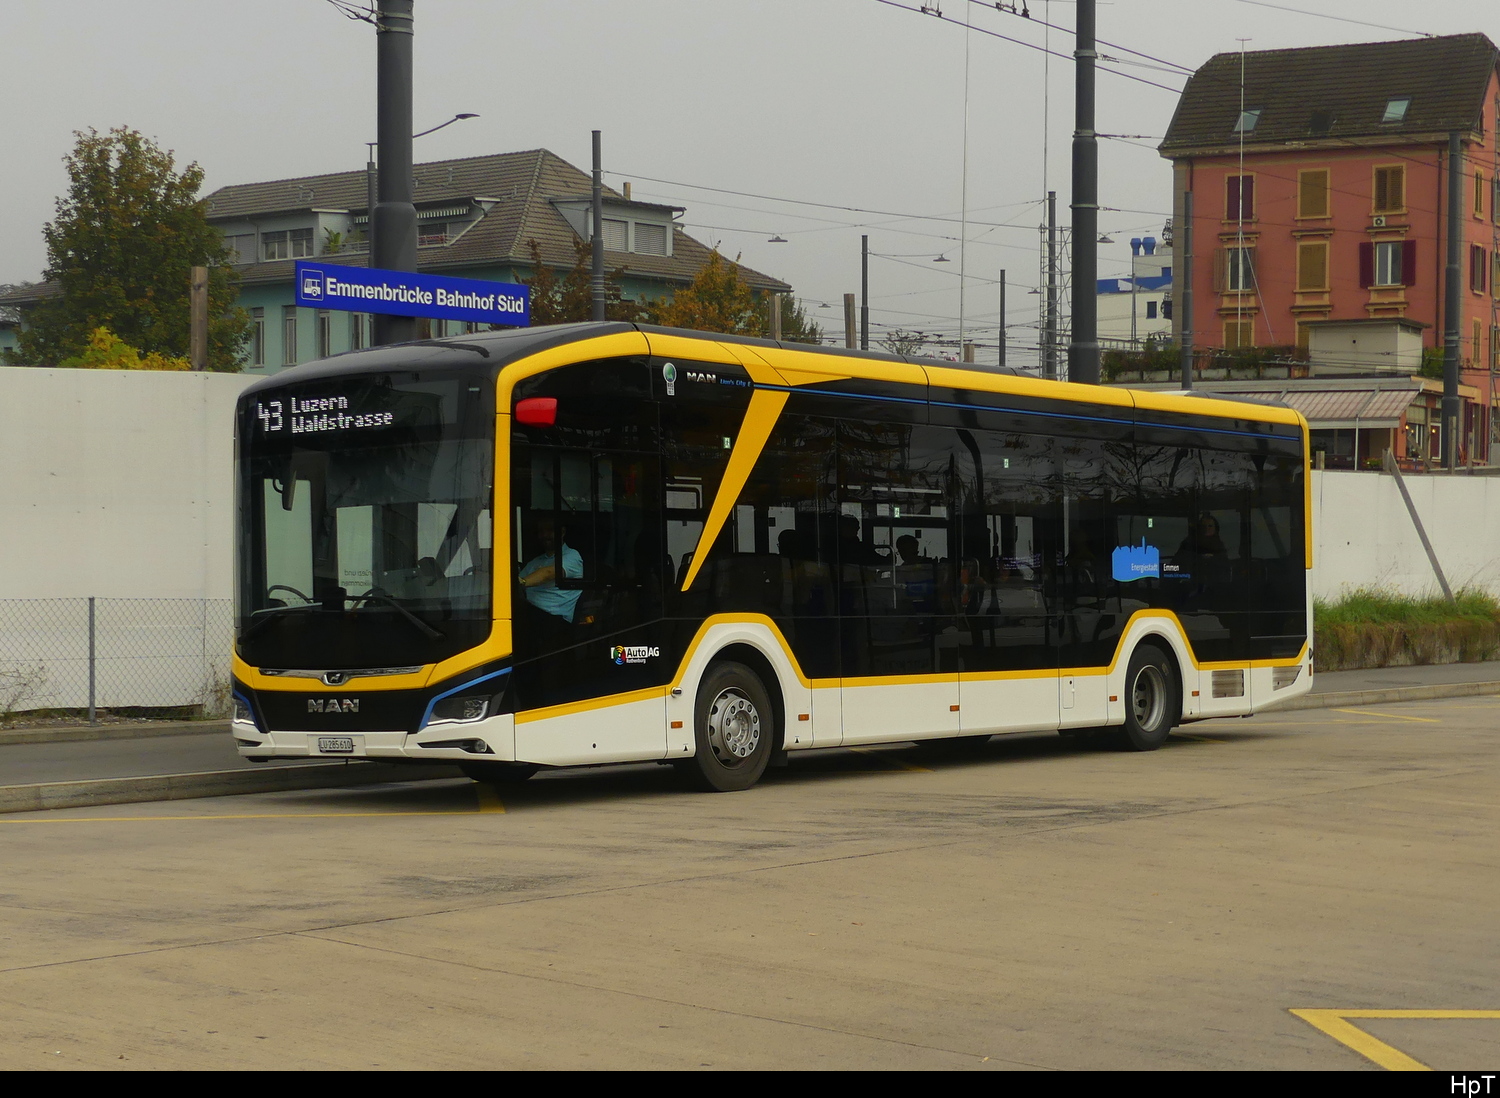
[1312,470,1500,601]
[0,368,255,712]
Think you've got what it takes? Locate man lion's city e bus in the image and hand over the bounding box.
[232,322,1312,791]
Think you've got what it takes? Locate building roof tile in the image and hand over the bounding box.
[1161,33,1499,156]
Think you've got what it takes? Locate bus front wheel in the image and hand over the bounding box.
[1113,643,1179,751]
[681,661,776,792]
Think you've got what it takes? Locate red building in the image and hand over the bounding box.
[1160,34,1500,464]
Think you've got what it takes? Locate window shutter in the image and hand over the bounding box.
[1358,242,1375,288]
[1226,176,1240,219]
[1213,247,1227,291]
[1297,242,1327,290]
[1401,240,1417,287]
[1299,170,1330,218]
[1242,176,1255,220]
[1387,167,1404,211]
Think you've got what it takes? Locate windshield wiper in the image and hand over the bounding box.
[240,603,321,642]
[348,591,445,639]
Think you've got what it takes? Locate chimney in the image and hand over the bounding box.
[623,182,632,201]
[1130,237,1143,256]
[1143,236,1157,255]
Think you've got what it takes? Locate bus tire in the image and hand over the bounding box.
[460,762,538,784]
[682,661,776,792]
[1113,643,1179,751]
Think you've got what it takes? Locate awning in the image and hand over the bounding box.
[1215,387,1416,429]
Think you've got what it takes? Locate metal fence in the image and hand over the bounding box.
[0,598,233,719]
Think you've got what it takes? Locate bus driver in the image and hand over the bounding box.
[518,516,583,623]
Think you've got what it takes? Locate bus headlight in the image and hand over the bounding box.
[430,695,489,723]
[232,695,256,726]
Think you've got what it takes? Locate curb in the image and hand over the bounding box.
[0,721,229,747]
[1272,680,1500,712]
[0,760,465,815]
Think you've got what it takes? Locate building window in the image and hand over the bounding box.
[634,222,668,256]
[1493,326,1500,370]
[1233,108,1262,133]
[1374,242,1402,287]
[1494,253,1500,300]
[1474,319,1483,364]
[317,310,331,358]
[251,307,264,366]
[1162,298,1172,320]
[349,312,366,351]
[1296,241,1329,290]
[1471,245,1488,293]
[601,218,628,251]
[1382,97,1411,123]
[262,228,314,261]
[1477,171,1488,217]
[282,306,298,365]
[1145,300,1158,320]
[1224,320,1254,349]
[1360,240,1414,288]
[1226,174,1255,220]
[1298,169,1331,218]
[225,234,255,265]
[1373,166,1405,214]
[1218,246,1255,292]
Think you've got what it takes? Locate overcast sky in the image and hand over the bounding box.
[3,0,1494,366]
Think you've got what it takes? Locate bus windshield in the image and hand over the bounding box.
[236,370,494,670]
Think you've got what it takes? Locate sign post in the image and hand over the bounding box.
[294,261,530,331]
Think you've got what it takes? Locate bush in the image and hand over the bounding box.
[1314,588,1500,670]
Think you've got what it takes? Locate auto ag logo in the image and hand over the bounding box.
[611,645,660,665]
[300,267,325,301]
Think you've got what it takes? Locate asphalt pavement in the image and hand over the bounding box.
[0,659,1496,810]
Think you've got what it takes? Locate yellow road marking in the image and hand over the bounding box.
[1291,1009,1500,1071]
[1332,708,1441,724]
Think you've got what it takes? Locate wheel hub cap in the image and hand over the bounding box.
[1132,665,1166,730]
[707,689,761,764]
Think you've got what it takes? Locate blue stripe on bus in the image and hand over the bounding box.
[755,383,1290,440]
[418,666,512,730]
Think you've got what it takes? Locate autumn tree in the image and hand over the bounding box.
[15,127,249,370]
[522,238,644,325]
[648,251,766,336]
[879,328,934,357]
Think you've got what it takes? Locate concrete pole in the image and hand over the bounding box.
[844,294,857,350]
[1068,0,1100,384]
[860,235,870,350]
[189,266,208,370]
[591,130,606,322]
[1443,132,1463,469]
[769,293,782,340]
[1181,189,1194,389]
[372,0,417,346]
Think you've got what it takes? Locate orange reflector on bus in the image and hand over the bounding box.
[515,397,557,426]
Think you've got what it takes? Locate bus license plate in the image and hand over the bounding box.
[317,736,356,754]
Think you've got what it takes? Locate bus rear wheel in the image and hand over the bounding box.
[1113,643,1179,751]
[681,661,776,792]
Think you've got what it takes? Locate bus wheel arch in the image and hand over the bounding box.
[680,655,779,792]
[1113,638,1182,752]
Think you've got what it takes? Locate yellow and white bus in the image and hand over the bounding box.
[232,322,1312,791]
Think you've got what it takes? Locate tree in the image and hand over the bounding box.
[57,327,190,371]
[648,251,765,336]
[522,238,644,325]
[777,296,824,344]
[879,328,934,356]
[15,127,249,370]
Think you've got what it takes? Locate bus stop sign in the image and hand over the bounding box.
[295,261,529,327]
